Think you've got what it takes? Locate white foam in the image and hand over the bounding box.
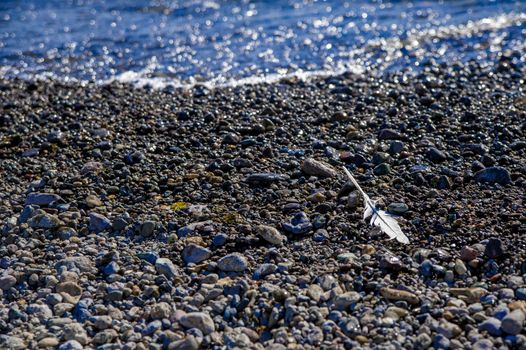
[104,12,526,90]
[3,12,525,90]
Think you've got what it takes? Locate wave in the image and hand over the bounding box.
[2,12,525,90]
[104,12,526,89]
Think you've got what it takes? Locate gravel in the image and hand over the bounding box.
[0,57,525,349]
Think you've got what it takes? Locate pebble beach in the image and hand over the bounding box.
[1,55,525,349]
[2,1,526,349]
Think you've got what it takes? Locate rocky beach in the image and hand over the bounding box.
[0,55,525,349]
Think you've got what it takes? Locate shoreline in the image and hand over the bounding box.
[0,58,525,349]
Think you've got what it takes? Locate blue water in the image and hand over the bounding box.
[1,1,525,87]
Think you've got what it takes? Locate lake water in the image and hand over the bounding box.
[1,0,525,88]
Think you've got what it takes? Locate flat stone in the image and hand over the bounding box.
[56,281,82,297]
[301,158,337,178]
[179,312,215,335]
[387,202,409,215]
[217,253,248,272]
[255,225,285,245]
[182,244,212,264]
[88,212,112,233]
[380,287,419,305]
[0,274,17,290]
[37,337,59,348]
[474,166,511,185]
[26,192,62,206]
[28,213,62,229]
[245,173,288,185]
[155,258,179,279]
[334,292,361,310]
[501,309,525,335]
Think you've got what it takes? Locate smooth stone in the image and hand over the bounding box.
[387,202,409,215]
[155,258,179,279]
[26,192,62,205]
[334,292,361,310]
[426,147,447,163]
[255,225,285,245]
[474,166,511,185]
[0,274,16,290]
[244,173,288,185]
[28,213,62,229]
[478,317,502,336]
[182,244,211,264]
[88,213,112,233]
[140,220,156,236]
[501,310,525,335]
[217,253,248,272]
[56,281,82,297]
[0,336,26,350]
[37,337,59,348]
[253,263,277,280]
[373,163,391,175]
[301,158,337,178]
[378,128,401,140]
[484,238,505,259]
[179,312,215,335]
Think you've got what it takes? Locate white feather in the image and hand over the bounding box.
[343,167,409,244]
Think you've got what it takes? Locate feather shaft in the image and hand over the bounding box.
[342,167,409,244]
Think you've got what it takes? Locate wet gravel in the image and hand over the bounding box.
[0,57,525,349]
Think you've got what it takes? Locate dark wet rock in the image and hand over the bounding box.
[484,238,505,259]
[25,192,62,206]
[474,167,511,185]
[387,202,408,215]
[282,212,312,235]
[245,173,288,185]
[89,213,112,233]
[426,147,447,163]
[373,163,391,175]
[378,128,401,140]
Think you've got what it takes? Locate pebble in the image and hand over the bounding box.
[179,312,215,335]
[484,238,505,259]
[479,317,502,336]
[426,147,447,163]
[56,281,82,297]
[182,244,212,264]
[155,258,179,279]
[28,213,62,228]
[474,166,511,185]
[373,163,391,175]
[501,309,525,335]
[0,274,16,290]
[380,288,419,305]
[88,212,112,233]
[387,202,409,215]
[334,292,361,310]
[217,253,248,272]
[26,192,62,205]
[58,340,84,350]
[301,158,337,178]
[255,225,285,245]
[282,212,312,235]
